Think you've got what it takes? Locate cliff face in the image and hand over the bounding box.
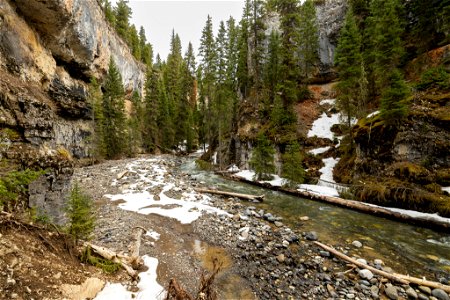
[0,0,145,222]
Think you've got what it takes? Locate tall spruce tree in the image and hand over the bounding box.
[102,58,126,158]
[380,69,410,126]
[114,0,132,42]
[364,0,405,96]
[298,0,319,79]
[88,78,105,158]
[335,7,365,134]
[250,133,276,180]
[281,142,305,188]
[143,69,160,152]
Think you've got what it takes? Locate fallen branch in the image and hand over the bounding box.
[224,174,450,231]
[195,188,264,202]
[129,227,145,269]
[83,242,139,278]
[314,241,450,293]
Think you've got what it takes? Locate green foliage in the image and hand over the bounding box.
[281,142,305,188]
[81,246,121,273]
[416,66,450,91]
[102,59,126,158]
[65,183,95,242]
[249,133,275,180]
[0,169,44,211]
[114,0,132,42]
[335,7,366,125]
[298,0,319,79]
[88,77,105,159]
[380,69,410,126]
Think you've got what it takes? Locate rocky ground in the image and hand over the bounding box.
[2,154,449,300]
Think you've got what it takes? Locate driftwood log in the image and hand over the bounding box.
[195,188,264,202]
[314,241,450,293]
[83,242,138,277]
[224,174,450,231]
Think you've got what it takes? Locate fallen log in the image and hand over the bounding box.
[195,188,264,202]
[223,174,450,231]
[83,242,138,278]
[314,241,450,293]
[129,226,145,269]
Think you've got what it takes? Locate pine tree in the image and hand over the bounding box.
[380,69,410,126]
[65,183,95,243]
[281,142,305,188]
[102,58,126,158]
[142,69,160,152]
[364,0,405,96]
[129,25,141,60]
[298,0,319,79]
[139,27,153,66]
[157,76,174,149]
[126,90,142,156]
[250,133,275,180]
[237,1,251,98]
[103,0,115,26]
[335,7,365,132]
[114,0,132,43]
[264,30,281,112]
[250,0,266,90]
[88,77,105,158]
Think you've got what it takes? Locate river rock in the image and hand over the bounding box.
[299,216,310,221]
[359,269,373,280]
[406,286,418,299]
[352,240,363,248]
[432,289,450,300]
[374,259,384,266]
[305,231,318,241]
[385,285,399,300]
[419,286,432,295]
[276,254,286,263]
[356,258,367,265]
[274,221,283,227]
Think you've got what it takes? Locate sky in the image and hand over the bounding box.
[110,0,245,60]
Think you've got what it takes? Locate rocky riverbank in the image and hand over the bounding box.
[73,154,450,300]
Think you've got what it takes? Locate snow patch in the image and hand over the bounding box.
[319,157,340,183]
[235,170,256,181]
[227,164,240,172]
[298,184,340,197]
[309,146,331,155]
[262,174,285,187]
[146,231,160,241]
[442,186,450,193]
[95,256,165,300]
[367,110,380,118]
[320,99,336,105]
[307,112,340,140]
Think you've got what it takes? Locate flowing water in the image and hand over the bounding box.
[181,159,450,279]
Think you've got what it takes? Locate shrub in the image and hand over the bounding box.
[0,169,45,211]
[65,183,95,242]
[416,66,450,90]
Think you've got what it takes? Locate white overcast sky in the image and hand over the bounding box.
[110,0,245,60]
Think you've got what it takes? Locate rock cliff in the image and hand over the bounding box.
[0,0,145,222]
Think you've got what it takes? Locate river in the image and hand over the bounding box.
[181,158,450,279]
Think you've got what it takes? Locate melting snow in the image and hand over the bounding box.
[105,159,230,225]
[235,170,256,181]
[319,157,340,183]
[307,112,340,140]
[95,255,165,300]
[442,187,450,193]
[298,184,340,197]
[146,231,160,241]
[309,146,331,155]
[367,110,380,118]
[320,99,336,105]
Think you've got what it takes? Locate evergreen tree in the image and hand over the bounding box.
[335,7,366,134]
[114,0,132,42]
[142,69,160,152]
[263,30,281,112]
[364,0,405,96]
[129,25,141,60]
[250,0,266,90]
[281,142,305,188]
[88,78,105,158]
[102,58,126,158]
[139,27,153,66]
[250,133,275,180]
[103,0,115,25]
[380,69,410,126]
[157,76,175,149]
[298,0,319,79]
[237,1,251,98]
[126,91,142,156]
[65,183,95,243]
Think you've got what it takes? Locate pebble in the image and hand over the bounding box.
[356,258,368,265]
[359,269,373,280]
[374,259,384,266]
[299,216,309,221]
[274,221,283,227]
[385,285,399,300]
[419,286,432,295]
[432,289,450,300]
[418,294,429,300]
[319,251,330,257]
[352,240,363,248]
[276,254,286,263]
[305,231,318,241]
[406,286,418,299]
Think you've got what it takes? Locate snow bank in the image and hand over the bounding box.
[442,186,450,193]
[320,99,336,105]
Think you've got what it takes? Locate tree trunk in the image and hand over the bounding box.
[195,188,264,202]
